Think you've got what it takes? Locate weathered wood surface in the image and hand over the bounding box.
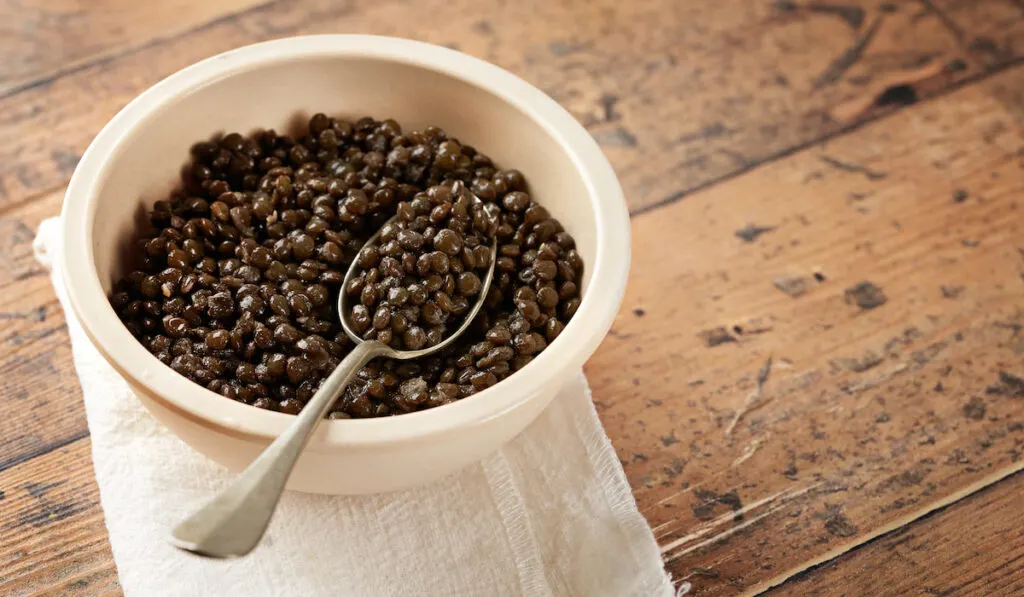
[0,0,1022,595]
[0,0,268,97]
[0,438,119,596]
[768,470,1024,596]
[0,191,83,474]
[1,0,1015,214]
[591,62,1024,594]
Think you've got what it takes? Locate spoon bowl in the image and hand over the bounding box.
[170,206,497,559]
[338,213,498,361]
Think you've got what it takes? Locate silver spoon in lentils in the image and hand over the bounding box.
[170,180,498,558]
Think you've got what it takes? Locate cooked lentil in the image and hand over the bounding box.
[110,115,583,417]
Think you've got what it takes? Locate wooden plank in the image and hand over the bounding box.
[0,191,86,472]
[0,438,118,597]
[0,0,999,214]
[2,0,996,472]
[0,0,269,97]
[929,0,1024,68]
[585,64,1024,595]
[769,470,1024,596]
[37,565,121,597]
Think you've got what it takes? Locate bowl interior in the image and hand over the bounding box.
[92,55,599,297]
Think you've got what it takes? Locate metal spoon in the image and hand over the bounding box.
[169,210,497,559]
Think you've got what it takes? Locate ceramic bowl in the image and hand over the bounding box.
[60,35,630,494]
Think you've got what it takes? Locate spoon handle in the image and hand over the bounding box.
[169,340,389,558]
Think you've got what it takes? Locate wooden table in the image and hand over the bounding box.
[2,1,1023,595]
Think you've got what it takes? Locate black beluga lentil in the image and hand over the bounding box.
[110,115,583,418]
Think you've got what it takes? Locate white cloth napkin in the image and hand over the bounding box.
[34,217,672,597]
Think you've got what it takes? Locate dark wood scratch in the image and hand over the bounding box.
[599,94,620,122]
[592,126,638,147]
[774,0,865,29]
[820,155,888,180]
[757,356,774,392]
[919,0,966,42]
[813,15,884,89]
[735,224,777,243]
[807,2,866,30]
[0,431,90,474]
[678,122,729,143]
[0,306,47,322]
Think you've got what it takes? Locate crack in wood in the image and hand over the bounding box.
[725,357,774,436]
[775,1,866,30]
[813,14,885,89]
[0,431,90,474]
[762,467,1024,596]
[632,55,1024,218]
[0,0,278,102]
[919,0,966,43]
[820,155,888,180]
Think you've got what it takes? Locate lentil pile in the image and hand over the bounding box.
[110,115,583,418]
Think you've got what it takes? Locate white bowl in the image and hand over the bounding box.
[60,35,630,495]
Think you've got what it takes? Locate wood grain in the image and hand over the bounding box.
[586,63,1024,594]
[0,0,998,471]
[0,1,1022,596]
[0,191,84,473]
[0,438,118,596]
[929,0,1024,68]
[768,470,1024,596]
[0,0,1011,215]
[0,0,268,97]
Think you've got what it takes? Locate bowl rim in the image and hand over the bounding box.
[60,34,630,446]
